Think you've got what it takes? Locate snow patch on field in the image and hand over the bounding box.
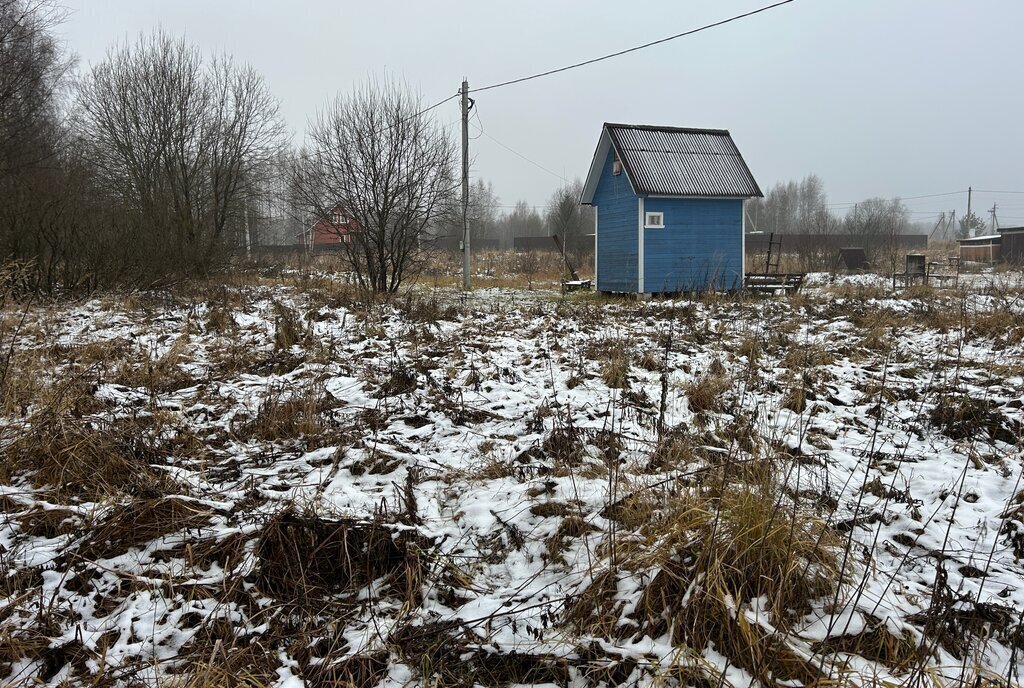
[1,278,1023,686]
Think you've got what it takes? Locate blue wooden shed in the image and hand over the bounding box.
[580,123,763,294]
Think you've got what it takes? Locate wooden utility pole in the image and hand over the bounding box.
[990,202,999,233]
[461,79,471,290]
[966,186,973,236]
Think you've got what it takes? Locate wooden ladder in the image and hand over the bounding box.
[763,232,783,274]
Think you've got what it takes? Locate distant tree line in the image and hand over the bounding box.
[746,174,980,271]
[0,0,591,295]
[7,1,979,294]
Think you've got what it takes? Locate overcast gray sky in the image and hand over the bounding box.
[59,1,1024,226]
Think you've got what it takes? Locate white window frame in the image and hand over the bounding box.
[645,211,665,229]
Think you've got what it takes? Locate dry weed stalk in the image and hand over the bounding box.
[237,380,340,445]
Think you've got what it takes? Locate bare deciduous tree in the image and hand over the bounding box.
[546,179,593,256]
[294,79,457,294]
[506,200,545,240]
[0,0,69,176]
[76,31,286,277]
[0,0,82,292]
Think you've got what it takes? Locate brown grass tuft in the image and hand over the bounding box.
[2,412,178,500]
[255,511,430,608]
[572,474,841,686]
[814,616,925,674]
[272,300,306,351]
[598,340,631,389]
[78,497,213,560]
[18,507,81,539]
[684,373,731,415]
[541,421,590,468]
[113,333,197,394]
[930,393,1019,444]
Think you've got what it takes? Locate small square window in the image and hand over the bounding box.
[645,211,664,228]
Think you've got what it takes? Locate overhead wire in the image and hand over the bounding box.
[893,190,967,201]
[300,0,801,199]
[468,0,796,93]
[474,119,570,184]
[454,1,798,212]
[468,100,484,140]
[827,190,1024,210]
[827,190,967,208]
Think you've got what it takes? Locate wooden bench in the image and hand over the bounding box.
[744,273,805,293]
[561,279,592,293]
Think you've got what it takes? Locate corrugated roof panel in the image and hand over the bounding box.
[606,124,762,198]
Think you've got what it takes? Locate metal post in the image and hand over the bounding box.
[461,79,471,290]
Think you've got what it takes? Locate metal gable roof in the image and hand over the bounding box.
[604,123,762,199]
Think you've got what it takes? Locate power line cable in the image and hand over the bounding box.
[468,100,484,140]
[896,190,967,200]
[898,190,966,200]
[827,190,966,207]
[468,0,796,93]
[476,126,570,183]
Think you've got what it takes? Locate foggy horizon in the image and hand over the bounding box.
[59,0,1024,227]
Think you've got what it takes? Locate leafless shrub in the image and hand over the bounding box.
[293,78,457,294]
[517,250,542,290]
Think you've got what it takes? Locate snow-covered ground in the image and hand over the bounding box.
[1,274,1023,687]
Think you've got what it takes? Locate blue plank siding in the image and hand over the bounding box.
[643,198,744,292]
[592,149,638,292]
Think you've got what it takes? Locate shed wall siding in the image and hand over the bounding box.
[642,198,743,292]
[1002,232,1024,265]
[593,149,638,292]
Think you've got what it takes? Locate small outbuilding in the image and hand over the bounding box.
[958,234,1001,264]
[580,123,762,294]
